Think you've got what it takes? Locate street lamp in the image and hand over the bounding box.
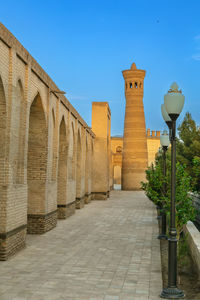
[161,104,172,138]
[160,82,185,299]
[158,131,170,240]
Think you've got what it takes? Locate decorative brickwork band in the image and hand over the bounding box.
[92,192,108,200]
[0,225,27,261]
[57,201,76,219]
[27,210,57,234]
[85,193,92,204]
[75,196,85,209]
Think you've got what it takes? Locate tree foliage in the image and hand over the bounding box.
[177,112,200,192]
[142,152,196,238]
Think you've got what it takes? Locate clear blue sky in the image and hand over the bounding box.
[1,0,200,135]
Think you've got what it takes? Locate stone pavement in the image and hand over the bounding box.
[0,191,162,300]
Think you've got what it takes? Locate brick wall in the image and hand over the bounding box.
[0,23,96,260]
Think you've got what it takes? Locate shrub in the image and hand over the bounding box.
[142,157,196,238]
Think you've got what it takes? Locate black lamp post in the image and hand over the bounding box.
[160,83,185,299]
[158,131,170,240]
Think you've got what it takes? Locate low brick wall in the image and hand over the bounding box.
[0,225,26,260]
[184,221,200,276]
[27,210,57,234]
[191,193,200,227]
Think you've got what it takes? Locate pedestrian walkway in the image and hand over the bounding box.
[0,191,162,300]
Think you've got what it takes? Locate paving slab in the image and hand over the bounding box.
[0,191,162,299]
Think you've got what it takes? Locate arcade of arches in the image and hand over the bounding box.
[0,23,160,260]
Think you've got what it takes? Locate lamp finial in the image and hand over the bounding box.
[168,82,182,94]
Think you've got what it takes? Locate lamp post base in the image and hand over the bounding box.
[160,287,184,299]
[157,233,168,240]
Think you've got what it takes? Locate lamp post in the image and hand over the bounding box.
[160,83,185,299]
[158,131,170,240]
[161,104,172,136]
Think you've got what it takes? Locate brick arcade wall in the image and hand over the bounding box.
[0,23,96,260]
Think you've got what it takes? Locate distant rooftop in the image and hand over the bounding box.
[111,135,123,138]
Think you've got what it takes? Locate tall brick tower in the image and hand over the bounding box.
[122,62,148,190]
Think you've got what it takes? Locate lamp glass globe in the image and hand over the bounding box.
[161,104,171,122]
[160,131,170,147]
[164,82,185,117]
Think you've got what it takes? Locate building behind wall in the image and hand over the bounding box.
[146,129,161,166]
[111,129,161,188]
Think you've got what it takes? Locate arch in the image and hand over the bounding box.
[68,122,76,181]
[71,122,76,180]
[57,117,68,218]
[27,93,48,233]
[51,108,57,181]
[0,76,6,184]
[91,139,94,198]
[113,165,121,189]
[30,91,47,124]
[85,138,90,203]
[107,134,110,192]
[76,129,82,201]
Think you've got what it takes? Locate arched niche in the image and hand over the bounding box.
[27,93,48,233]
[51,109,57,181]
[114,165,121,189]
[57,117,68,218]
[71,122,76,181]
[85,138,89,202]
[76,129,82,206]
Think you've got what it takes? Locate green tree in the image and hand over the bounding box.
[142,154,196,238]
[164,163,196,238]
[177,112,200,192]
[141,161,164,207]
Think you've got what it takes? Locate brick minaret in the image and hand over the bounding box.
[122,63,148,190]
